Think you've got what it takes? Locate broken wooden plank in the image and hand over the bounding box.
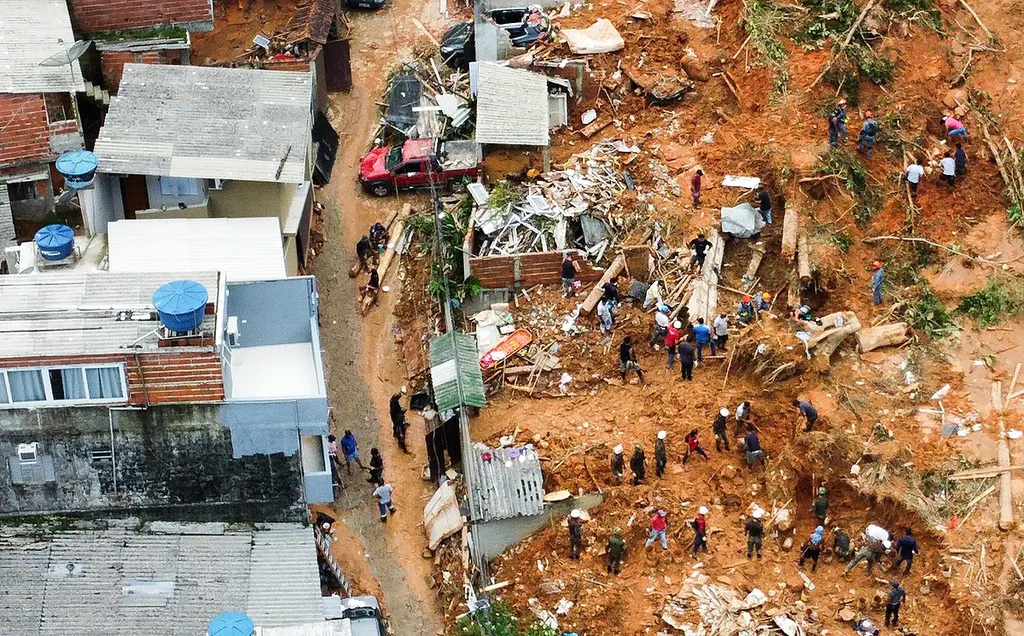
[580,254,626,316]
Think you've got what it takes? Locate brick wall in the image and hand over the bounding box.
[99,50,179,92]
[0,350,225,406]
[469,251,605,289]
[0,94,51,168]
[68,0,213,35]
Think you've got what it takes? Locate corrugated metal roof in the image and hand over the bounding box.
[0,270,220,358]
[0,521,324,636]
[470,445,544,522]
[429,331,487,411]
[108,218,287,282]
[0,1,86,94]
[0,184,14,248]
[474,63,549,147]
[93,64,312,184]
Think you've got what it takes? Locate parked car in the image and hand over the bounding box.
[328,595,387,636]
[359,138,481,197]
[439,7,550,69]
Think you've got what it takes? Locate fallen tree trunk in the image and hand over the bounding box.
[741,246,765,291]
[809,311,861,369]
[856,322,909,352]
[686,231,726,325]
[781,206,799,261]
[797,231,812,282]
[349,204,409,278]
[360,215,409,312]
[580,254,626,315]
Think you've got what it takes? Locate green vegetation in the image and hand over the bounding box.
[455,601,559,636]
[411,196,482,304]
[742,0,791,95]
[817,149,883,223]
[883,0,942,30]
[848,43,896,85]
[93,25,188,42]
[828,230,853,253]
[796,0,857,47]
[487,180,518,211]
[904,284,955,339]
[956,277,1024,327]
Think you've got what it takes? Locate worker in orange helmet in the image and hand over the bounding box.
[738,294,756,325]
[872,260,885,305]
[756,292,772,314]
[858,110,879,159]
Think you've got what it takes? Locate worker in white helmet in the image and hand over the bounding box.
[610,444,624,485]
[713,407,730,452]
[655,431,668,477]
[745,508,765,559]
[568,509,584,560]
[691,506,710,557]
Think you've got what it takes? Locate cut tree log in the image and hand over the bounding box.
[856,322,909,352]
[580,253,626,315]
[797,231,812,282]
[809,311,861,369]
[740,246,765,292]
[958,0,995,42]
[686,231,726,325]
[360,215,409,312]
[781,206,799,261]
[948,465,1024,481]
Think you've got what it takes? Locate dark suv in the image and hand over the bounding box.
[439,8,550,68]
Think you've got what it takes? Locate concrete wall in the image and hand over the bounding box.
[468,250,605,289]
[208,180,293,223]
[475,493,604,559]
[0,403,306,520]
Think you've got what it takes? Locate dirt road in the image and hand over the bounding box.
[311,2,446,634]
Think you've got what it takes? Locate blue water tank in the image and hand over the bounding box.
[34,224,75,260]
[152,280,209,332]
[55,150,99,189]
[207,612,254,636]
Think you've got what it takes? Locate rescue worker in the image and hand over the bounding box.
[798,525,825,572]
[858,110,879,159]
[744,426,764,472]
[369,222,389,251]
[692,317,715,362]
[712,408,730,452]
[355,235,375,273]
[389,388,408,453]
[683,429,709,463]
[630,444,646,485]
[735,400,753,435]
[646,510,669,550]
[597,297,614,335]
[845,525,891,575]
[688,233,713,270]
[942,115,968,138]
[755,184,772,224]
[872,260,885,306]
[890,527,919,576]
[610,444,625,485]
[561,252,579,297]
[792,399,819,432]
[655,430,668,478]
[650,304,671,347]
[756,292,772,316]
[568,509,584,560]
[606,527,627,574]
[367,447,384,485]
[885,580,906,627]
[828,98,848,147]
[939,150,957,187]
[833,527,853,559]
[678,336,696,382]
[619,336,645,384]
[746,509,765,559]
[643,279,664,309]
[955,142,967,176]
[713,312,729,352]
[691,169,704,208]
[905,158,924,197]
[738,295,756,325]
[665,320,681,369]
[360,269,381,309]
[691,506,710,556]
[811,486,829,527]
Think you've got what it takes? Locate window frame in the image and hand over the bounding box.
[0,363,128,408]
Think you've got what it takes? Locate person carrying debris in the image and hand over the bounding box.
[811,487,829,527]
[858,111,879,159]
[650,305,671,347]
[885,579,906,628]
[610,444,625,485]
[644,279,665,310]
[713,312,729,352]
[683,429,709,463]
[561,252,580,297]
[792,399,819,432]
[738,295,756,324]
[744,426,764,472]
[630,444,646,485]
[655,430,668,477]
[955,142,968,175]
[340,430,367,473]
[691,169,704,208]
[872,261,885,306]
[798,525,825,572]
[367,447,384,485]
[845,524,891,575]
[568,509,584,560]
[942,115,968,138]
[360,269,381,310]
[678,336,696,382]
[939,150,957,188]
[905,158,925,197]
[755,184,773,224]
[890,527,919,576]
[691,506,710,556]
[606,528,627,574]
[712,408,730,452]
[645,510,669,550]
[692,317,716,362]
[746,509,765,559]
[665,320,681,369]
[688,233,713,270]
[597,297,614,335]
[619,336,646,384]
[390,388,408,453]
[355,235,375,273]
[372,480,396,523]
[833,527,853,559]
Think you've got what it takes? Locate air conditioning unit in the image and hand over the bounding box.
[17,442,38,464]
[226,316,240,346]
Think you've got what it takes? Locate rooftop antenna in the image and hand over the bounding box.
[38,38,91,88]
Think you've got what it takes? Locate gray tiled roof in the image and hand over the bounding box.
[0,1,85,93]
[474,63,549,147]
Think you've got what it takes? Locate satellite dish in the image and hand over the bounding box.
[38,40,92,67]
[56,189,78,204]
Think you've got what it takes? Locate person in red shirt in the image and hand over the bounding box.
[664,320,681,369]
[691,506,710,556]
[683,429,709,463]
[645,509,669,550]
[691,169,704,208]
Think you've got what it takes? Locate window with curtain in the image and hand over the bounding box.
[0,378,8,404]
[85,367,125,399]
[160,177,201,196]
[49,368,87,400]
[8,370,45,403]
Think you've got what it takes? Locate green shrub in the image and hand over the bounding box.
[956,277,1024,327]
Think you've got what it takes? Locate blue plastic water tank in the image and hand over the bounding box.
[54,150,99,189]
[152,280,209,332]
[207,612,254,636]
[34,224,75,260]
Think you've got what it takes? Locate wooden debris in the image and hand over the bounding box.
[856,322,909,352]
[797,231,812,282]
[580,254,626,315]
[811,0,878,88]
[579,118,613,139]
[781,206,799,261]
[740,245,765,292]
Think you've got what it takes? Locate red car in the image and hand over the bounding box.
[358,138,481,197]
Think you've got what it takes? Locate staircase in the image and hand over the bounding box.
[83,79,111,106]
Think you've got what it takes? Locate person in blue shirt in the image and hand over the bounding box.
[691,317,716,362]
[954,142,967,175]
[738,295,756,324]
[792,399,818,431]
[339,430,367,474]
[885,580,906,628]
[872,261,885,305]
[890,527,919,575]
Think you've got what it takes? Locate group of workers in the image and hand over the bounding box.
[354,221,390,310]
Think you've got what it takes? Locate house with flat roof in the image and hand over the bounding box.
[83,64,315,272]
[0,269,332,518]
[0,1,87,247]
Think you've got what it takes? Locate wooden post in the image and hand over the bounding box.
[579,254,626,315]
[781,206,799,261]
[797,231,812,282]
[741,245,765,291]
